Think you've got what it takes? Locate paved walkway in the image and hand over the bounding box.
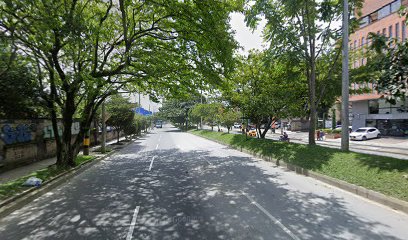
[201,125,408,160]
[0,137,127,184]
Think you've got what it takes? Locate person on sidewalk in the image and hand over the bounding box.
[316,130,321,141]
[319,131,325,141]
[280,132,289,142]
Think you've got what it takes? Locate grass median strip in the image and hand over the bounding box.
[0,155,95,201]
[191,130,408,202]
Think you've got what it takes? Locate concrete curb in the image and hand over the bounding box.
[0,139,135,219]
[192,132,408,215]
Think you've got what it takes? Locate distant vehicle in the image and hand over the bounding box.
[234,123,241,129]
[155,120,163,128]
[247,128,257,137]
[350,127,381,141]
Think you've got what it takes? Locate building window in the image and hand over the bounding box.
[389,25,393,39]
[383,28,387,36]
[360,16,370,28]
[379,99,391,114]
[378,5,391,19]
[396,23,400,41]
[391,0,401,13]
[369,100,379,114]
[403,21,406,41]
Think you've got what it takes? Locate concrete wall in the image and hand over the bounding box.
[351,101,369,130]
[290,119,310,131]
[0,119,118,171]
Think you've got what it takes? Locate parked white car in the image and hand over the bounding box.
[233,123,241,129]
[350,127,381,141]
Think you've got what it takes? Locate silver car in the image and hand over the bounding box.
[350,127,381,141]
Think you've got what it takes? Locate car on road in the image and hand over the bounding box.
[247,128,257,137]
[350,127,381,141]
[155,120,163,128]
[233,122,241,129]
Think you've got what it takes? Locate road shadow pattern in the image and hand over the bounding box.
[0,139,403,240]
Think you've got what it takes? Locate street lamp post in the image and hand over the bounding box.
[341,0,350,151]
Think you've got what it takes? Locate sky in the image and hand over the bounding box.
[229,12,267,55]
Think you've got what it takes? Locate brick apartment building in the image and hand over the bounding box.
[348,0,408,136]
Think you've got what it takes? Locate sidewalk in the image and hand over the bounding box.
[200,125,408,160]
[0,137,127,184]
[268,130,408,160]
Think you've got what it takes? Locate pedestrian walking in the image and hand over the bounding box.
[319,131,325,141]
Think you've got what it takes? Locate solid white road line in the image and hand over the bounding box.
[206,160,212,165]
[155,144,159,150]
[148,156,156,171]
[241,191,300,240]
[126,206,140,240]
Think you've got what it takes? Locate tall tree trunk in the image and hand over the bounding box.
[49,102,63,166]
[308,54,317,145]
[260,117,273,139]
[60,92,76,167]
[307,10,317,145]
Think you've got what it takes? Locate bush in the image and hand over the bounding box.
[321,128,332,134]
[331,129,341,134]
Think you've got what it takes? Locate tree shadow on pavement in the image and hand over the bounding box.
[0,140,404,240]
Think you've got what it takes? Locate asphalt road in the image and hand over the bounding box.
[1,124,407,240]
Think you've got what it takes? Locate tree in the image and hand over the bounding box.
[245,0,363,144]
[357,33,408,102]
[226,51,307,138]
[189,105,203,130]
[0,37,45,118]
[159,99,193,127]
[190,102,223,131]
[1,0,238,167]
[106,95,135,143]
[219,108,240,133]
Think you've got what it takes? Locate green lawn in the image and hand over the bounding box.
[191,130,408,202]
[0,155,96,201]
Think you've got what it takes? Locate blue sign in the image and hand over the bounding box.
[135,107,152,116]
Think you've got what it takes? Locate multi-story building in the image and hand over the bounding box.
[349,0,408,137]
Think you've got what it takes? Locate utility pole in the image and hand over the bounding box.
[101,101,106,154]
[138,92,141,109]
[341,0,350,151]
[200,88,203,129]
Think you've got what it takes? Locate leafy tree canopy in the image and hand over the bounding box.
[225,50,307,138]
[0,0,239,167]
[0,37,46,118]
[353,33,408,103]
[244,0,363,143]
